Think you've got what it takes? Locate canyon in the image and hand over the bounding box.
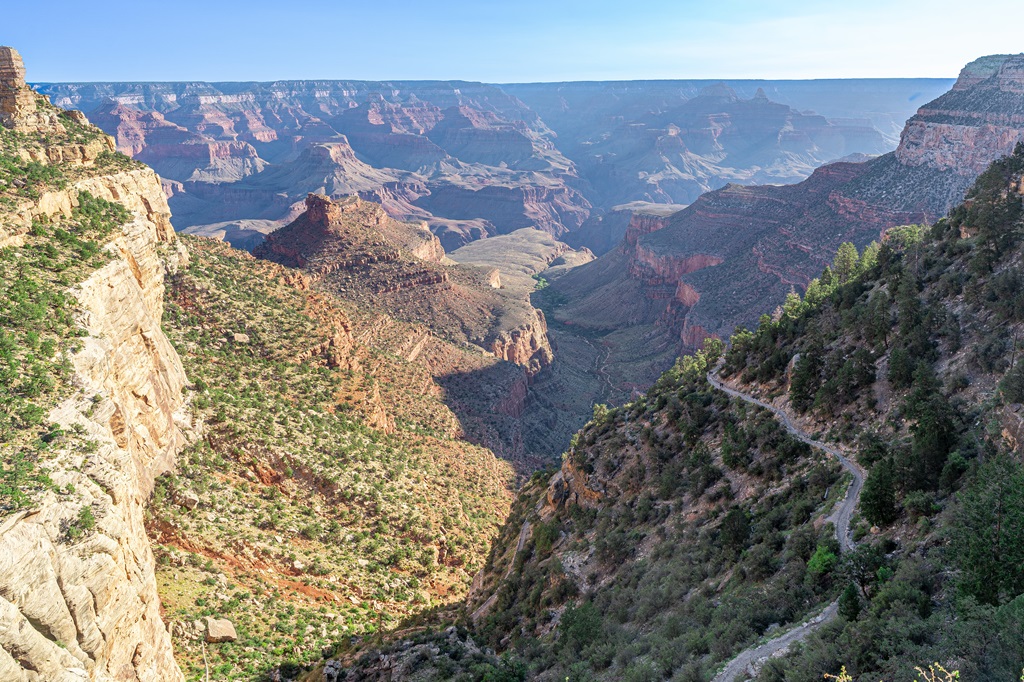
[7,33,1024,682]
[540,53,1024,401]
[36,77,949,255]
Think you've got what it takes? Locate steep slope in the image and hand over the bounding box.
[324,140,1024,682]
[543,54,1024,396]
[322,343,850,681]
[1,46,522,682]
[708,143,1024,681]
[0,47,187,682]
[251,193,577,468]
[153,237,516,678]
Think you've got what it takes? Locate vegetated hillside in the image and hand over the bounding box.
[320,145,1024,682]
[712,143,1024,681]
[251,192,590,469]
[321,340,850,681]
[153,235,516,679]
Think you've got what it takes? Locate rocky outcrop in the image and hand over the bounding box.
[895,54,1024,176]
[0,55,187,681]
[2,167,174,249]
[257,194,555,376]
[489,309,555,377]
[0,195,187,682]
[0,47,64,134]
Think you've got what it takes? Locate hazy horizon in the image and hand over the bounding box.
[3,0,1020,83]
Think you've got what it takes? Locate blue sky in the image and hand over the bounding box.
[4,0,1021,82]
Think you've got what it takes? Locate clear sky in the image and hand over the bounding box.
[3,0,1021,83]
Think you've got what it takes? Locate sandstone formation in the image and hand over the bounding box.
[255,193,555,377]
[0,49,187,681]
[37,78,944,253]
[0,47,64,134]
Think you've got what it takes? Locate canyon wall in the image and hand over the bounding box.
[550,53,1024,355]
[35,78,945,254]
[0,48,187,681]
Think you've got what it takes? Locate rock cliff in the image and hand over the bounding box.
[896,53,1024,176]
[0,48,186,682]
[550,54,1024,360]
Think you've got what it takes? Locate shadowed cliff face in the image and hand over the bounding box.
[546,54,1024,367]
[35,78,945,254]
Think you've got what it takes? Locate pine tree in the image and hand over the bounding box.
[1000,360,1024,403]
[857,241,881,275]
[952,453,1024,605]
[804,278,826,307]
[838,582,862,621]
[860,457,898,526]
[820,265,834,288]
[832,242,860,284]
[790,344,823,412]
[782,290,803,320]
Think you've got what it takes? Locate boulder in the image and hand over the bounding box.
[204,617,237,643]
[179,490,199,510]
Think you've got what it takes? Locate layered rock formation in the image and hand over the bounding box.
[38,80,589,249]
[255,194,555,377]
[549,54,1024,361]
[0,48,187,680]
[0,47,64,134]
[896,54,1024,176]
[36,78,945,253]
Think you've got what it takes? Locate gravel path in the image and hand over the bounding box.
[706,361,865,681]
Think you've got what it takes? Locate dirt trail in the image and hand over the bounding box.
[470,520,531,623]
[707,361,865,681]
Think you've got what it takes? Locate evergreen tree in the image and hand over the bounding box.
[720,508,750,558]
[1000,360,1024,403]
[906,364,956,490]
[803,278,825,307]
[952,453,1024,605]
[866,291,891,348]
[781,290,804,320]
[860,457,898,526]
[790,344,823,412]
[857,241,881,275]
[838,582,862,621]
[832,242,860,285]
[820,265,834,288]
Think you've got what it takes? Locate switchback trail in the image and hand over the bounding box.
[706,361,865,681]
